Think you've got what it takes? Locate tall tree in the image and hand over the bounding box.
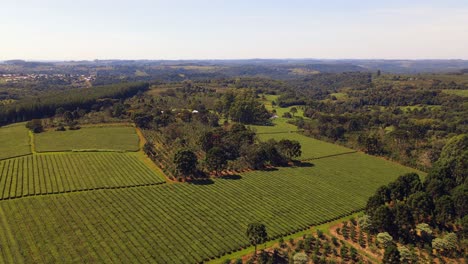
[173,149,198,178]
[246,223,268,256]
[277,139,302,160]
[205,147,228,176]
[383,242,401,264]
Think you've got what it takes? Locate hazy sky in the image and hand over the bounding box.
[1,0,467,60]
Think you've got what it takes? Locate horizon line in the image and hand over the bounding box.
[2,58,468,63]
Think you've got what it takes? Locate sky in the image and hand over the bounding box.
[1,0,467,60]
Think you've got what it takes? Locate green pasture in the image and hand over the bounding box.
[0,123,31,160]
[442,89,468,97]
[34,126,139,152]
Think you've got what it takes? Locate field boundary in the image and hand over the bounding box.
[0,181,167,202]
[0,153,33,162]
[300,150,358,161]
[33,149,139,154]
[256,130,301,135]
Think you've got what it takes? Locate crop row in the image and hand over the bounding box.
[0,152,165,200]
[0,152,416,263]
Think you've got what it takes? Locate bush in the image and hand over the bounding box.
[26,119,43,133]
[316,229,324,239]
[55,125,66,131]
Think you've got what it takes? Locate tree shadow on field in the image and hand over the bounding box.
[293,161,315,167]
[260,167,278,172]
[219,174,242,180]
[188,179,215,185]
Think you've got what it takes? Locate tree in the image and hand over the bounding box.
[199,131,214,152]
[431,233,458,256]
[63,111,74,123]
[398,246,415,263]
[364,134,384,155]
[290,107,298,117]
[246,223,268,255]
[434,195,455,225]
[173,149,198,178]
[371,205,395,233]
[277,139,302,160]
[358,214,371,231]
[394,203,414,242]
[55,107,65,116]
[350,246,358,261]
[25,119,43,133]
[205,147,228,176]
[383,242,400,264]
[293,252,308,264]
[407,191,434,222]
[452,184,467,218]
[377,232,393,248]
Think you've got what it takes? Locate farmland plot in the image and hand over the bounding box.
[0,123,31,160]
[0,151,420,263]
[0,152,165,199]
[34,126,139,152]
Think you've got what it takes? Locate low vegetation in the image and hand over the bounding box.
[34,126,140,152]
[0,153,165,199]
[0,123,31,160]
[0,150,418,263]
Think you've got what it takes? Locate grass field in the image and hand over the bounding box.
[249,106,352,160]
[0,149,420,263]
[329,92,348,100]
[442,89,468,97]
[34,126,140,152]
[0,123,31,160]
[257,131,355,160]
[0,152,165,199]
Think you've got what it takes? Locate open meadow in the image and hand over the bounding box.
[0,123,31,160]
[34,126,140,152]
[258,131,354,160]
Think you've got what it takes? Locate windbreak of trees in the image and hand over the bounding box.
[0,82,149,125]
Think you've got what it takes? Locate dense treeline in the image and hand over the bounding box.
[364,134,467,257]
[0,82,149,125]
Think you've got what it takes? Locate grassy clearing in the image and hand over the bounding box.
[34,126,139,152]
[258,132,354,160]
[0,152,166,199]
[0,123,31,160]
[442,89,468,97]
[0,150,420,263]
[250,114,353,159]
[330,92,348,100]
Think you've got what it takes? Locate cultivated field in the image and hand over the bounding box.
[0,123,31,160]
[0,152,165,200]
[442,89,468,97]
[34,126,140,152]
[0,150,420,263]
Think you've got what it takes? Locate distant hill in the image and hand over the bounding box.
[1,59,468,79]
